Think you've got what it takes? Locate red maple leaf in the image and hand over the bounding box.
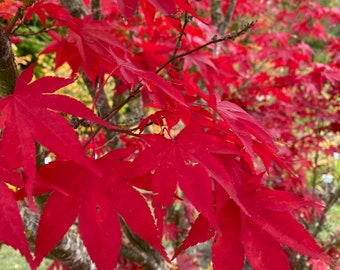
[172,165,331,270]
[25,0,72,27]
[112,59,189,109]
[0,65,113,199]
[0,0,21,20]
[131,124,242,233]
[0,181,33,267]
[34,149,166,269]
[117,0,176,19]
[215,98,283,170]
[117,0,205,25]
[41,16,129,83]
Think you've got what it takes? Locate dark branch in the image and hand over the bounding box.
[218,0,237,35]
[0,25,18,97]
[20,206,95,270]
[156,20,257,74]
[91,0,103,20]
[211,0,222,26]
[60,0,89,17]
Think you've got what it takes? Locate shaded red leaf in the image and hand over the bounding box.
[0,65,105,200]
[109,181,167,259]
[245,188,320,212]
[133,127,226,231]
[249,208,331,264]
[212,200,244,270]
[138,70,188,109]
[242,216,290,270]
[216,99,278,170]
[0,182,33,267]
[117,0,138,19]
[35,148,165,269]
[25,0,72,26]
[148,0,177,15]
[172,214,213,259]
[34,162,86,267]
[79,180,122,270]
[41,17,128,83]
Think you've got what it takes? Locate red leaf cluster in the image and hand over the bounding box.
[0,0,339,269]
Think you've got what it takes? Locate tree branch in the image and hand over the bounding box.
[313,189,340,237]
[156,20,256,74]
[211,0,237,35]
[218,0,237,35]
[20,205,95,270]
[60,0,89,17]
[120,221,167,270]
[91,0,103,20]
[0,25,18,97]
[211,0,222,26]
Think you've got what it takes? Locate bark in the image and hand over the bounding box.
[211,0,222,26]
[211,0,238,35]
[83,76,122,150]
[91,0,103,20]
[218,0,237,35]
[60,0,89,17]
[0,25,18,97]
[20,206,96,270]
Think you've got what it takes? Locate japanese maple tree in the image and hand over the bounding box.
[0,0,339,269]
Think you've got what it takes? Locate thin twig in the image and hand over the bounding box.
[6,0,37,34]
[172,12,190,57]
[156,20,257,74]
[313,189,340,238]
[15,24,57,37]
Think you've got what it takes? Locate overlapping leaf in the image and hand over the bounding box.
[118,0,176,19]
[0,182,33,268]
[132,124,242,233]
[35,149,165,269]
[216,99,282,170]
[41,16,129,83]
[0,65,114,199]
[173,171,331,270]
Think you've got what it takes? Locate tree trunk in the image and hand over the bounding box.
[0,25,18,97]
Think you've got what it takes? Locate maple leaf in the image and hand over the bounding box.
[0,154,23,187]
[138,70,188,109]
[183,51,217,75]
[131,124,243,233]
[25,0,72,27]
[215,98,282,170]
[117,0,139,19]
[113,59,189,109]
[0,181,33,267]
[148,0,177,15]
[173,172,331,270]
[0,0,21,20]
[0,65,113,199]
[212,201,245,270]
[241,213,291,270]
[41,16,129,83]
[118,0,176,19]
[175,0,205,22]
[34,149,165,269]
